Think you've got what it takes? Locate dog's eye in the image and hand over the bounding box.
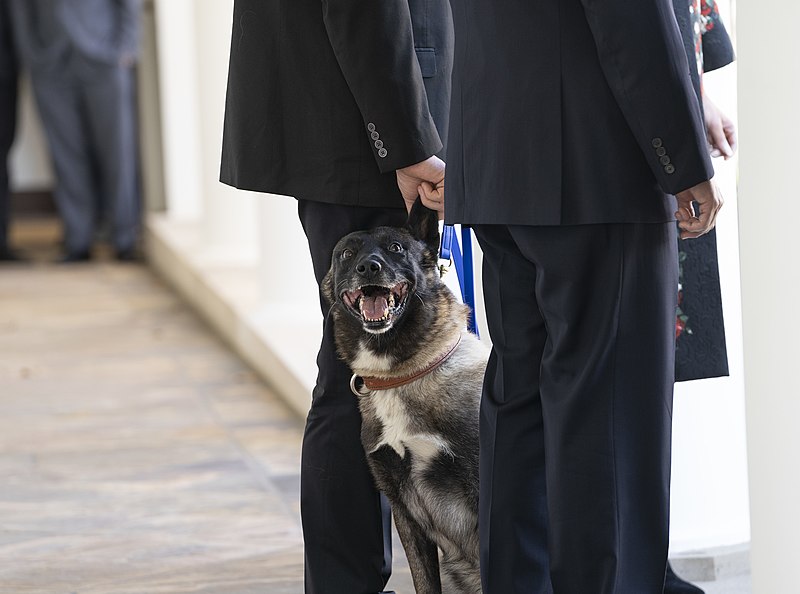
[341,248,354,260]
[388,242,404,253]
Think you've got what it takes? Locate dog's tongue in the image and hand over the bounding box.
[362,294,389,320]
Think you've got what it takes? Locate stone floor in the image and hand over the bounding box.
[0,219,748,593]
[0,221,307,593]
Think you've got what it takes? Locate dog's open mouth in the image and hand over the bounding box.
[342,282,410,330]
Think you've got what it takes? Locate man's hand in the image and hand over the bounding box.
[703,94,737,160]
[675,179,724,240]
[396,156,445,216]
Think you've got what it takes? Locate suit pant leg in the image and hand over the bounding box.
[81,63,139,252]
[297,199,407,594]
[29,72,96,254]
[474,222,677,594]
[474,224,553,594]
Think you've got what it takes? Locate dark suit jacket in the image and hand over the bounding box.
[220,0,453,208]
[446,0,715,226]
[8,0,141,72]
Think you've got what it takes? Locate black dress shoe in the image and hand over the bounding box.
[59,250,91,263]
[665,563,704,594]
[115,248,142,262]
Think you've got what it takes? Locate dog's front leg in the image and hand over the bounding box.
[392,502,442,593]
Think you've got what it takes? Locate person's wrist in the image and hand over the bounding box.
[399,155,444,180]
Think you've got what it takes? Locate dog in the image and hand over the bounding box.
[323,200,488,593]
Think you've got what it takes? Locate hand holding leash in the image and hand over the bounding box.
[419,178,444,217]
[396,156,445,217]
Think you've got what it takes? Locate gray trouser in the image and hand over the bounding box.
[0,74,17,252]
[31,57,139,253]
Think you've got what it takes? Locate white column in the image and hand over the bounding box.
[738,2,800,592]
[153,0,257,264]
[137,1,166,213]
[193,0,258,264]
[152,0,203,221]
[257,197,319,303]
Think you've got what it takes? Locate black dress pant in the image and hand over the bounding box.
[297,199,407,594]
[473,222,678,594]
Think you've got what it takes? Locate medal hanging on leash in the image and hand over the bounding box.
[439,225,479,337]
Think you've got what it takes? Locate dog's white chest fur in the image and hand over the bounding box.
[352,347,393,374]
[369,389,452,466]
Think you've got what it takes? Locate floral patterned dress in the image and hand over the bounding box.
[672,0,735,381]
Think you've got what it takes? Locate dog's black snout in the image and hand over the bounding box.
[356,258,382,277]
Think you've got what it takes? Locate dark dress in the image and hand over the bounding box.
[673,0,735,382]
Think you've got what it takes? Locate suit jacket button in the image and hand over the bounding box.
[374,140,384,149]
[652,137,663,148]
[371,131,380,140]
[659,155,671,165]
[378,148,388,158]
[665,164,676,174]
[656,147,667,157]
[367,123,376,132]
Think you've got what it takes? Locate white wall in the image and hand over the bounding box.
[738,0,800,590]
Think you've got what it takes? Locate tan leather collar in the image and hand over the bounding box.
[350,335,462,396]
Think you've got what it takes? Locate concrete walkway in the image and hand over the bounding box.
[0,221,308,592]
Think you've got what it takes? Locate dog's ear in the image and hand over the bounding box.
[321,266,335,306]
[406,197,440,255]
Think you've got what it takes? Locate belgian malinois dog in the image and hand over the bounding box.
[323,201,488,593]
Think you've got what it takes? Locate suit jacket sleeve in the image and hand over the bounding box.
[320,0,442,173]
[579,0,714,195]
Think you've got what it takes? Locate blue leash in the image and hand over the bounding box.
[440,225,479,336]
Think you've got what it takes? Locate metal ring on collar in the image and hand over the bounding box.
[350,374,370,397]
